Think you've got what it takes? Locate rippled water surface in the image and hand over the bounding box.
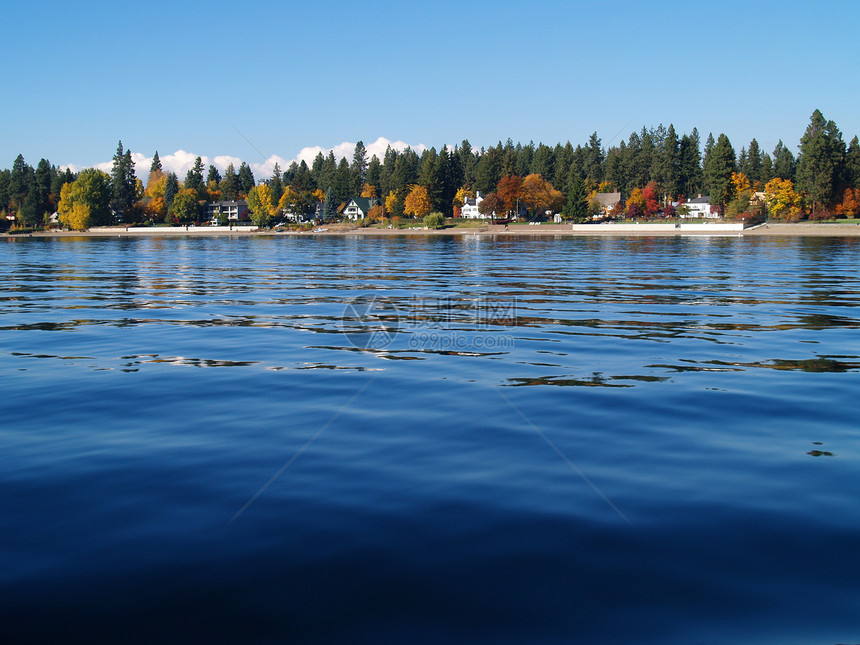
[1,234,859,644]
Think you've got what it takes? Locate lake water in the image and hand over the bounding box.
[1,234,859,644]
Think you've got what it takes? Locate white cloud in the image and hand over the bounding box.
[67,138,428,185]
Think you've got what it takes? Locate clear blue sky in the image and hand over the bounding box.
[3,0,858,174]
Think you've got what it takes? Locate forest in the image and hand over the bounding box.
[2,109,859,230]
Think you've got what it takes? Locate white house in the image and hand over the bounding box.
[342,197,377,220]
[461,191,485,219]
[680,196,717,219]
[207,200,249,222]
[593,192,622,219]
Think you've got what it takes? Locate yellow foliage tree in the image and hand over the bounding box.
[247,184,276,227]
[454,186,473,207]
[732,172,751,197]
[384,191,399,214]
[764,178,803,220]
[60,201,91,231]
[278,186,299,213]
[360,183,377,199]
[312,188,325,203]
[403,185,431,218]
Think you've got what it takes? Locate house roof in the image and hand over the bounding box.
[344,197,376,213]
[595,192,621,207]
[687,196,711,204]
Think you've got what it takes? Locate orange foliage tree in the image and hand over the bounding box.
[520,174,563,217]
[835,188,860,218]
[403,185,431,218]
[496,175,523,214]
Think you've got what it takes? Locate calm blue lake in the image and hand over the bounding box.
[1,234,859,644]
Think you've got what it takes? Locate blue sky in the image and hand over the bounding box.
[3,0,858,179]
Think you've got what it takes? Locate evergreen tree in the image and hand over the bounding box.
[21,183,40,226]
[678,130,703,198]
[380,145,397,196]
[34,158,53,215]
[0,169,10,213]
[184,156,205,194]
[744,139,763,186]
[322,186,337,221]
[772,140,796,180]
[365,155,382,195]
[845,136,860,189]
[269,163,283,204]
[9,154,32,209]
[583,132,604,187]
[796,109,845,212]
[207,164,221,185]
[562,174,589,222]
[237,162,255,195]
[705,134,736,213]
[332,158,351,203]
[220,163,238,201]
[760,153,774,185]
[291,160,314,193]
[351,140,368,196]
[531,143,555,180]
[164,172,179,212]
[473,147,501,194]
[656,124,680,200]
[702,133,716,191]
[150,151,162,175]
[110,141,137,219]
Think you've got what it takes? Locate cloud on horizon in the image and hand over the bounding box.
[63,137,428,184]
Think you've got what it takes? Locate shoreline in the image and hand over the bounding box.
[8,222,860,239]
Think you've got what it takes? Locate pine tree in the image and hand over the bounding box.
[351,140,368,196]
[365,155,382,196]
[34,159,53,215]
[9,154,32,208]
[220,163,238,201]
[184,157,205,194]
[207,165,221,185]
[797,109,845,212]
[237,162,255,195]
[164,172,179,213]
[845,136,860,189]
[110,141,137,220]
[772,140,796,180]
[705,134,736,213]
[150,151,162,175]
[269,163,283,204]
[562,174,589,222]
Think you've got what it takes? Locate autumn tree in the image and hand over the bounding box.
[58,168,112,230]
[835,188,860,219]
[496,175,523,215]
[764,177,803,220]
[246,184,276,227]
[403,184,431,218]
[478,192,503,219]
[360,183,377,199]
[520,174,564,219]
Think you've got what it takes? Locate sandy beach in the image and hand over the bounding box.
[9,221,860,238]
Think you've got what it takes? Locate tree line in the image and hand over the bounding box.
[2,109,859,229]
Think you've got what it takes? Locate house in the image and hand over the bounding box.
[594,192,622,218]
[207,200,249,222]
[461,191,485,219]
[342,197,378,220]
[680,195,717,219]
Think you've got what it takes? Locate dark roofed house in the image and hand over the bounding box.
[342,197,378,221]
